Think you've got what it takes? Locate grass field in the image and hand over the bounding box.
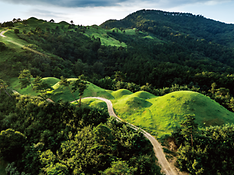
[111,90,234,138]
[84,26,127,47]
[49,78,114,102]
[10,77,234,139]
[71,98,108,111]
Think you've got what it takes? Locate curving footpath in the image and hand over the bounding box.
[12,93,178,175]
[0,30,7,37]
[0,30,48,57]
[82,97,178,175]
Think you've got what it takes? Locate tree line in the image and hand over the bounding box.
[171,114,234,174]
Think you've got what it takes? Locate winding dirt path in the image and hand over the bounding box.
[0,30,7,37]
[0,30,47,57]
[82,97,178,175]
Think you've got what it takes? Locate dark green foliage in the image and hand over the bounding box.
[0,129,26,162]
[72,75,89,106]
[102,160,136,174]
[174,115,234,174]
[14,29,19,34]
[0,79,12,99]
[180,114,198,146]
[101,9,234,47]
[5,162,30,175]
[32,76,50,92]
[3,15,234,102]
[0,92,161,175]
[0,42,7,51]
[3,13,234,175]
[18,69,33,89]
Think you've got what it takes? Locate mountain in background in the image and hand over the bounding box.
[1,9,234,96]
[101,9,234,47]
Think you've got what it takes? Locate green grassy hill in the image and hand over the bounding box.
[112,90,234,138]
[49,78,114,102]
[13,78,234,139]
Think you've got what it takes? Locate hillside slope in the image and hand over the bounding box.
[12,78,234,139]
[101,9,234,47]
[112,90,234,138]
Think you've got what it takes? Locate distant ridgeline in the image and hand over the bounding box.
[101,9,234,47]
[130,9,205,18]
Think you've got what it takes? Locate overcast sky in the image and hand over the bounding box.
[0,0,234,25]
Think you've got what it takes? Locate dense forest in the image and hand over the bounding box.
[0,90,161,174]
[1,9,234,174]
[171,115,234,174]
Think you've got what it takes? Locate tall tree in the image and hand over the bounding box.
[72,74,89,106]
[0,79,11,98]
[32,76,52,99]
[114,71,126,82]
[0,129,26,162]
[18,69,33,89]
[180,114,198,147]
[59,76,76,102]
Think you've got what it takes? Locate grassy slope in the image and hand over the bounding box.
[71,98,108,110]
[0,18,129,81]
[0,17,163,82]
[49,78,114,102]
[13,78,234,139]
[84,26,162,47]
[112,90,234,138]
[84,26,127,47]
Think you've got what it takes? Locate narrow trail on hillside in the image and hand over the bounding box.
[81,97,179,175]
[0,30,48,57]
[0,30,7,37]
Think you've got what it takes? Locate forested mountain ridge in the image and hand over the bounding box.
[101,9,234,47]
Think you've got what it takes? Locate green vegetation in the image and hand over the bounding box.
[10,74,234,140]
[0,90,161,175]
[49,78,113,102]
[0,160,6,175]
[84,26,127,47]
[2,9,234,175]
[112,90,234,138]
[173,116,234,174]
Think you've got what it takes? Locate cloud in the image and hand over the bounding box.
[0,0,232,8]
[149,0,233,8]
[0,0,128,7]
[27,9,66,19]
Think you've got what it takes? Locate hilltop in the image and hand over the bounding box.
[111,90,234,138]
[101,9,234,47]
